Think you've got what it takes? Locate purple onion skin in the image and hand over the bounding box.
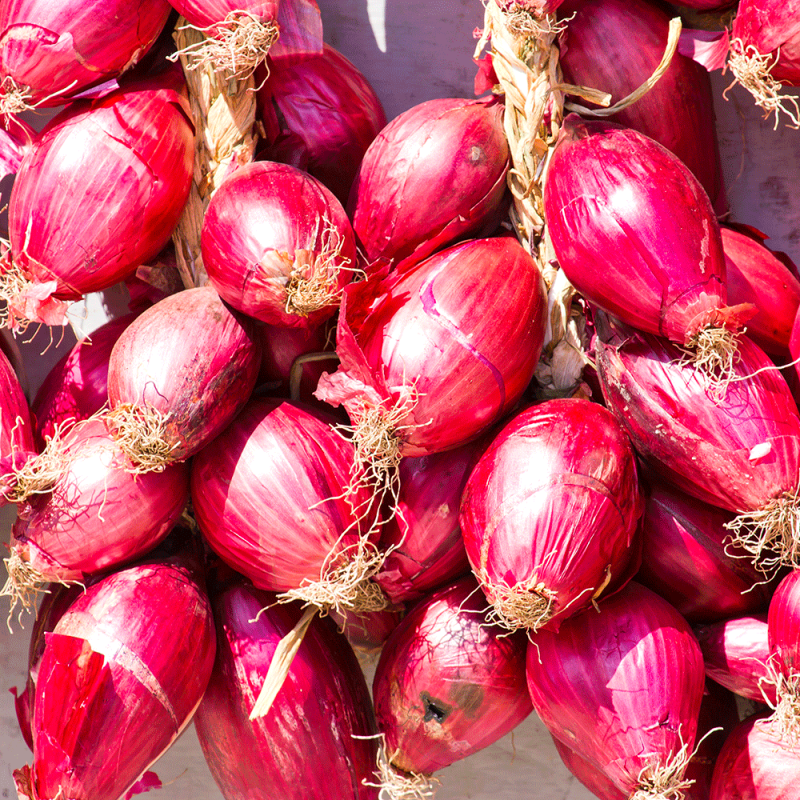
[526,582,706,798]
[347,97,510,274]
[544,115,734,345]
[768,569,800,677]
[191,398,375,593]
[107,287,261,462]
[595,313,800,514]
[710,713,800,799]
[257,43,387,206]
[695,613,775,705]
[557,0,726,212]
[636,482,771,623]
[194,583,379,800]
[373,576,531,776]
[316,236,548,457]
[14,548,216,800]
[201,161,357,329]
[0,0,172,106]
[0,345,36,503]
[732,0,800,85]
[460,398,644,631]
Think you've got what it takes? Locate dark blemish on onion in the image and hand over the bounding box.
[421,691,452,724]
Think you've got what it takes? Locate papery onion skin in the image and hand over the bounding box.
[636,481,771,623]
[9,417,189,584]
[5,68,194,326]
[732,0,800,85]
[594,313,800,515]
[544,115,736,345]
[526,581,706,798]
[107,287,261,462]
[768,568,800,679]
[695,613,775,705]
[552,737,627,800]
[316,236,548,457]
[557,0,726,212]
[0,345,36,503]
[257,43,387,206]
[373,575,532,776]
[14,546,216,800]
[201,161,357,329]
[194,582,379,800]
[460,398,643,631]
[347,97,510,274]
[191,398,375,593]
[709,713,800,799]
[0,0,172,108]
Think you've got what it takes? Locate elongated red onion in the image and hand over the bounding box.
[256,43,387,206]
[544,115,751,363]
[636,481,771,623]
[194,581,379,799]
[373,439,484,605]
[201,161,358,329]
[315,236,548,461]
[527,581,706,799]
[0,0,172,114]
[557,0,726,212]
[1,68,194,330]
[765,568,800,734]
[13,544,215,800]
[460,398,643,632]
[347,97,510,274]
[0,345,36,503]
[722,225,800,358]
[709,712,800,799]
[595,313,800,577]
[191,398,383,612]
[695,613,774,705]
[106,287,260,468]
[372,575,532,796]
[32,313,137,445]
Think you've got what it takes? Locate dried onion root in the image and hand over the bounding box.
[0,76,35,120]
[106,403,179,473]
[679,325,743,393]
[368,743,439,800]
[1,551,54,628]
[482,578,557,633]
[630,742,695,800]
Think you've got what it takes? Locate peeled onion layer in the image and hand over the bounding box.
[460,397,643,633]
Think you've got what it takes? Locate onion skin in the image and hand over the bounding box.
[768,569,800,682]
[373,575,532,776]
[0,0,172,108]
[732,0,800,85]
[5,68,194,327]
[552,737,627,800]
[257,43,387,206]
[0,345,36,504]
[347,97,510,274]
[460,398,643,631]
[695,613,775,705]
[316,236,548,457]
[14,547,216,800]
[107,287,261,463]
[10,417,189,584]
[526,582,706,798]
[191,398,375,593]
[557,0,726,212]
[201,161,357,329]
[544,115,741,345]
[194,582,379,800]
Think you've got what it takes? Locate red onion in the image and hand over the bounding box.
[106,287,260,469]
[1,68,194,330]
[201,161,358,329]
[544,115,751,371]
[194,581,379,799]
[552,737,627,800]
[460,398,643,632]
[527,581,706,799]
[709,712,800,799]
[347,97,510,274]
[595,313,800,577]
[0,0,172,113]
[4,416,189,615]
[0,344,36,504]
[315,235,548,464]
[256,43,387,206]
[695,613,774,705]
[32,313,137,446]
[191,398,384,612]
[327,605,403,655]
[557,0,726,212]
[0,115,34,190]
[636,481,772,623]
[13,544,216,800]
[372,575,532,795]
[766,568,800,734]
[722,225,800,358]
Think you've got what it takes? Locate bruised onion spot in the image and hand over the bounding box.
[421,692,452,724]
[107,403,179,473]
